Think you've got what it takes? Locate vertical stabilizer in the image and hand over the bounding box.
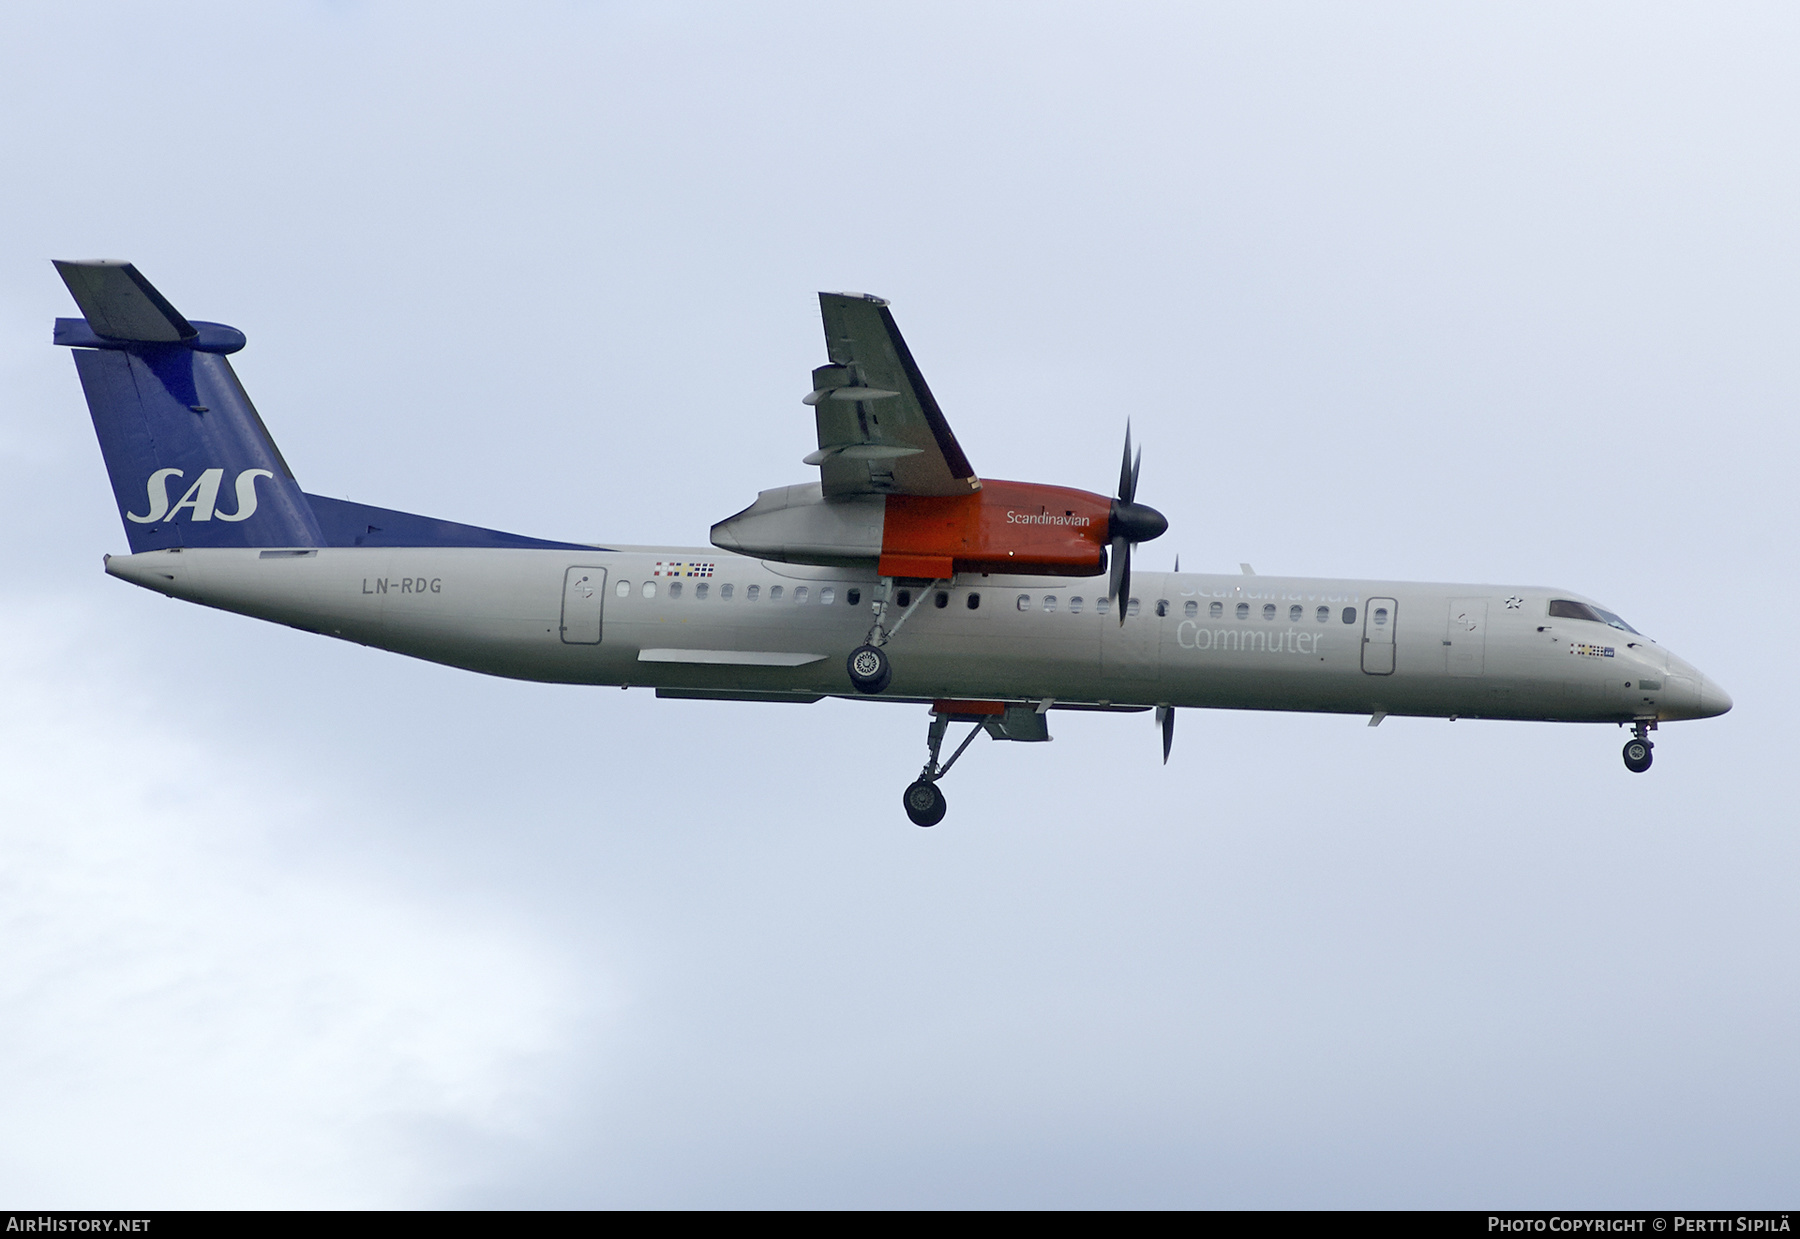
[54,261,324,552]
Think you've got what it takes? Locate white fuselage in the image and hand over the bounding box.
[103,545,1731,726]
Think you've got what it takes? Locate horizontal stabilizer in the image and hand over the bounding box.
[54,260,196,343]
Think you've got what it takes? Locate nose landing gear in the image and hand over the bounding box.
[1623,720,1655,774]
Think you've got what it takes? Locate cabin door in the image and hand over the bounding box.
[1445,598,1488,676]
[560,566,608,644]
[1361,597,1397,675]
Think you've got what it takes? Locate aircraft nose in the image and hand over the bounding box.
[1699,677,1733,718]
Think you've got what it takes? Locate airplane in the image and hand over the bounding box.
[53,260,1732,826]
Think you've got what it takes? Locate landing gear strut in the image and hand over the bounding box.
[847,577,943,696]
[903,711,984,826]
[1623,720,1655,774]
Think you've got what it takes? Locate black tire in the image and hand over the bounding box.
[1623,738,1654,774]
[847,644,891,694]
[903,779,947,827]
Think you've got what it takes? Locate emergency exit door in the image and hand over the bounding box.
[1361,597,1397,674]
[560,567,608,644]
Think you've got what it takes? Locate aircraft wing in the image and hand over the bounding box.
[805,293,980,497]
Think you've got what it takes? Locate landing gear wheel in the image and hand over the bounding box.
[1623,737,1654,774]
[903,779,947,827]
[847,644,891,694]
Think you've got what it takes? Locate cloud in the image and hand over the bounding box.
[0,602,583,1207]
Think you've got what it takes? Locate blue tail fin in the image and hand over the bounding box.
[55,260,325,552]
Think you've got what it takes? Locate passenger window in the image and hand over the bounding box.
[1127,598,1141,617]
[1043,595,1057,612]
[1096,596,1111,615]
[1373,606,1389,626]
[643,581,657,599]
[1155,599,1169,617]
[1236,602,1249,620]
[695,582,709,600]
[794,586,808,604]
[1069,596,1084,614]
[820,587,834,605]
[1342,606,1356,624]
[846,588,860,606]
[935,591,949,609]
[615,580,631,598]
[966,592,980,610]
[896,589,911,608]
[721,583,734,600]
[1289,605,1302,622]
[1316,606,1328,622]
[669,581,683,599]
[1184,600,1198,618]
[1210,601,1223,619]
[769,585,784,602]
[1017,594,1032,611]
[1262,603,1275,620]
[746,584,759,601]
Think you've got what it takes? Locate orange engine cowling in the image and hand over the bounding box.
[877,480,1112,579]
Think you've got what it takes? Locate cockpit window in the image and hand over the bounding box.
[1548,599,1604,623]
[1593,607,1640,635]
[1548,599,1639,633]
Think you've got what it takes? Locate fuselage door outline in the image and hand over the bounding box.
[1362,596,1397,675]
[560,566,608,645]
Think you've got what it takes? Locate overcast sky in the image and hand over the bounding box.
[2,1,1795,1208]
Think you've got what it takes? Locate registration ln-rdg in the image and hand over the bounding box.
[53,261,1731,826]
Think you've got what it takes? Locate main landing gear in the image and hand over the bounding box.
[903,778,948,827]
[904,710,984,826]
[901,703,1053,826]
[847,578,944,695]
[1623,719,1655,774]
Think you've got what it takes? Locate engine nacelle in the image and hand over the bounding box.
[708,483,885,568]
[878,480,1110,577]
[710,480,1112,578]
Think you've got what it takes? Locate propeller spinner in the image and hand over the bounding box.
[1106,423,1169,622]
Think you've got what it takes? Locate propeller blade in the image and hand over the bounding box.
[1112,539,1132,624]
[1106,421,1161,625]
[1156,705,1174,764]
[1116,422,1135,503]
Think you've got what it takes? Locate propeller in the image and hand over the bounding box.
[1156,705,1174,764]
[1107,422,1169,623]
